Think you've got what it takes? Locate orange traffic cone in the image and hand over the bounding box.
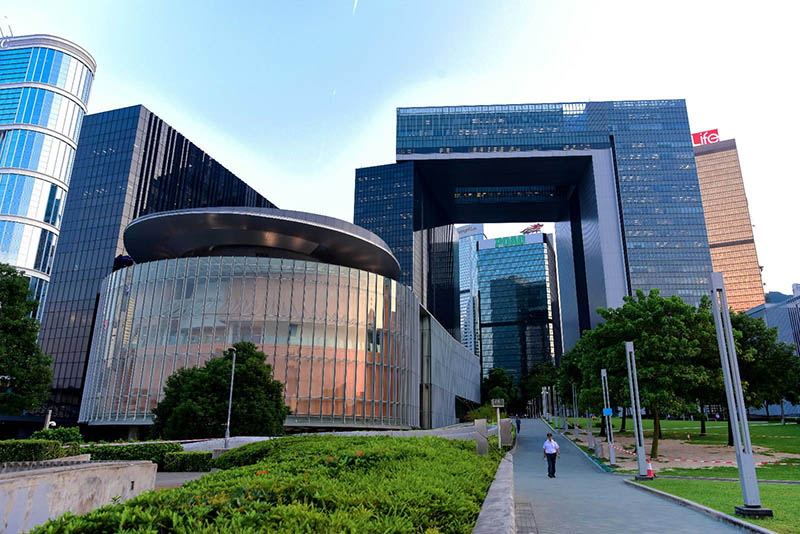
[646,458,655,478]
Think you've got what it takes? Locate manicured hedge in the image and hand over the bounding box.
[32,435,503,533]
[163,451,213,472]
[85,442,182,469]
[0,439,64,462]
[30,426,83,443]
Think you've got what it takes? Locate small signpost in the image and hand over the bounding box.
[492,398,505,447]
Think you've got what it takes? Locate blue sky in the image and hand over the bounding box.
[4,1,799,292]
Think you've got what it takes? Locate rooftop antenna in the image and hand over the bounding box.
[0,16,13,38]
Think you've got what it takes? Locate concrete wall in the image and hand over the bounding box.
[0,461,156,533]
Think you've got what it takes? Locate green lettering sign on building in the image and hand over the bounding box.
[495,235,526,248]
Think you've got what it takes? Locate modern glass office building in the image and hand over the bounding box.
[456,224,485,354]
[79,208,479,431]
[39,105,274,420]
[355,100,713,350]
[477,233,561,380]
[695,139,764,312]
[0,35,95,317]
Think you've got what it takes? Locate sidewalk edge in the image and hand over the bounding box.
[472,443,516,534]
[623,479,778,534]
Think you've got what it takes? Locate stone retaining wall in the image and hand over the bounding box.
[0,460,156,534]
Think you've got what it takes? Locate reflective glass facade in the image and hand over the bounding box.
[355,100,713,346]
[477,234,561,381]
[80,257,421,428]
[0,36,95,317]
[39,106,274,419]
[456,224,484,354]
[695,139,764,312]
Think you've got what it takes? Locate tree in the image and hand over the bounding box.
[0,263,53,415]
[520,361,557,412]
[732,312,800,425]
[151,342,290,439]
[481,367,517,403]
[564,290,716,457]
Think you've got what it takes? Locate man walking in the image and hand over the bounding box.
[543,432,560,478]
[515,416,521,434]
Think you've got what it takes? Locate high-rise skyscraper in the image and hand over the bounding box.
[0,35,96,317]
[477,233,561,380]
[355,100,713,350]
[694,137,764,312]
[39,105,275,419]
[456,224,485,354]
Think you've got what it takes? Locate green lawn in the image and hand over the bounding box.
[34,435,502,533]
[567,417,800,454]
[638,478,800,534]
[655,463,800,481]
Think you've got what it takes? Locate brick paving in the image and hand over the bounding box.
[514,419,741,533]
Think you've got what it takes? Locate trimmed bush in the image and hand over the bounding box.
[32,435,503,533]
[0,439,64,462]
[85,442,182,469]
[63,442,81,457]
[163,451,213,472]
[30,426,83,443]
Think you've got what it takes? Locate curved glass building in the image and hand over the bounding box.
[0,35,96,315]
[79,208,479,430]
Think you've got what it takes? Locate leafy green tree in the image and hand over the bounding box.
[565,290,716,457]
[480,367,517,403]
[0,263,53,415]
[732,312,800,424]
[152,342,290,439]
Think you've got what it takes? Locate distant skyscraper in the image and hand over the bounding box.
[456,224,485,354]
[0,35,96,317]
[695,138,764,312]
[39,105,275,419]
[477,233,561,381]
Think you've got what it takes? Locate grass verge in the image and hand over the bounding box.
[653,463,800,481]
[32,435,502,533]
[638,478,800,534]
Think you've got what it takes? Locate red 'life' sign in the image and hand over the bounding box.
[692,129,720,145]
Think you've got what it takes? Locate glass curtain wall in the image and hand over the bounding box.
[79,256,420,428]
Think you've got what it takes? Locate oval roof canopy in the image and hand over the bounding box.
[124,207,402,279]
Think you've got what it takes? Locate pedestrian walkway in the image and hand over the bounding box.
[514,418,741,533]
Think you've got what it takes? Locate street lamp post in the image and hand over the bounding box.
[224,347,237,450]
[625,342,650,479]
[572,384,579,440]
[709,273,773,518]
[600,369,617,466]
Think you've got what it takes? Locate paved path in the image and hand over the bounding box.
[514,418,741,533]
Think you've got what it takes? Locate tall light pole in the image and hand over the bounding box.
[572,384,579,440]
[710,273,773,518]
[625,342,649,479]
[224,347,237,450]
[600,369,617,466]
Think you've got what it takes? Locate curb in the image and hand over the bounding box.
[472,441,516,534]
[623,479,778,534]
[543,419,607,473]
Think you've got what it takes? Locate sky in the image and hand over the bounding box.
[4,1,798,292]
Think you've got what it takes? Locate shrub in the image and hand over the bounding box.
[163,451,213,472]
[32,435,504,533]
[63,442,82,457]
[466,403,506,423]
[30,426,83,443]
[85,442,182,469]
[152,342,289,439]
[0,439,64,462]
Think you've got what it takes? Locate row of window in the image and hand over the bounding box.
[0,47,93,104]
[0,129,75,185]
[0,87,85,140]
[0,172,65,226]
